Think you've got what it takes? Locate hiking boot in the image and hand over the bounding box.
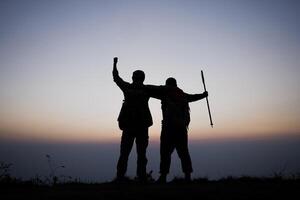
[136,175,147,183]
[114,176,130,183]
[156,174,167,184]
[184,173,192,183]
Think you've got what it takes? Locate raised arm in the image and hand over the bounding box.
[112,57,129,90]
[112,57,120,81]
[185,91,208,102]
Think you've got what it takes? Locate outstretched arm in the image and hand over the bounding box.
[112,57,129,90]
[186,91,208,102]
[145,85,167,100]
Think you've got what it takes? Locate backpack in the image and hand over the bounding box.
[162,87,190,129]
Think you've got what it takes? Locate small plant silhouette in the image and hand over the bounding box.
[0,161,13,182]
[45,154,65,185]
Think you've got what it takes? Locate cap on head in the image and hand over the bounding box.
[132,70,145,83]
[165,77,177,87]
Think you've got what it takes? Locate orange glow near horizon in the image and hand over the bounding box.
[1,92,300,143]
[1,112,299,144]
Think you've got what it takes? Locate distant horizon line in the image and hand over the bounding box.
[1,131,299,145]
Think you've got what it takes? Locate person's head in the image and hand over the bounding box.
[132,70,145,84]
[165,77,177,87]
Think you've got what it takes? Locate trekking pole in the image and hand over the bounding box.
[201,70,213,128]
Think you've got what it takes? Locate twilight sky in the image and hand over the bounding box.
[0,0,300,181]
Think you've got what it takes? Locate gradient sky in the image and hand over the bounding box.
[1,0,300,143]
[1,0,300,182]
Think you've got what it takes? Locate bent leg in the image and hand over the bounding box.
[176,132,193,174]
[159,126,175,176]
[135,128,149,179]
[117,132,135,178]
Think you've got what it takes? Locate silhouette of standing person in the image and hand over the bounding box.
[112,57,152,182]
[147,77,208,183]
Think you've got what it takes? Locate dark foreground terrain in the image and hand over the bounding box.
[1,177,300,200]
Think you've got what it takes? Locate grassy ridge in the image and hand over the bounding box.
[1,176,300,200]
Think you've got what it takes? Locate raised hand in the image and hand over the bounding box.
[114,57,118,65]
[113,57,119,77]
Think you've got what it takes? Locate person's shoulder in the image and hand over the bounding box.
[168,86,183,93]
[176,86,183,92]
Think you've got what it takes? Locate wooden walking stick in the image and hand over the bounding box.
[201,70,213,128]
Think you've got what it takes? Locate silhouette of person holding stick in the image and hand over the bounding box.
[112,57,152,182]
[147,77,208,183]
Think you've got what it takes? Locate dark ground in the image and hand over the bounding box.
[1,177,300,200]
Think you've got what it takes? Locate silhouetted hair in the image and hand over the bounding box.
[165,77,177,87]
[132,70,145,83]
